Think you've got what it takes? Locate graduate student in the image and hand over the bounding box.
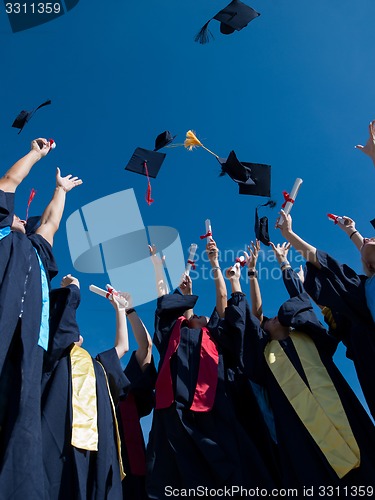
[238,239,375,491]
[42,274,127,499]
[277,209,375,420]
[115,294,156,500]
[0,139,82,499]
[146,240,275,499]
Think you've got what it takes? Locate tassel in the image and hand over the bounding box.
[184,130,203,150]
[26,188,36,220]
[184,130,220,159]
[143,162,154,206]
[194,21,214,44]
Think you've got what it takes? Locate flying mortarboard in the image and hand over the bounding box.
[370,219,375,230]
[195,0,260,44]
[125,147,166,205]
[154,131,177,151]
[219,151,271,198]
[12,99,52,134]
[184,131,271,197]
[255,200,276,246]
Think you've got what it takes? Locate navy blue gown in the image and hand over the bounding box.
[0,190,57,499]
[304,250,375,420]
[237,273,375,491]
[146,293,276,500]
[42,284,126,499]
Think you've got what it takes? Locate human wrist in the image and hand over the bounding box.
[349,230,359,240]
[210,259,220,268]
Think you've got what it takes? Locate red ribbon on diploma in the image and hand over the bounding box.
[235,258,246,267]
[187,259,196,270]
[281,191,294,209]
[200,231,212,240]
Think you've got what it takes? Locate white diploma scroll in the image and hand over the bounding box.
[205,219,212,239]
[89,284,129,307]
[278,178,303,226]
[185,243,198,276]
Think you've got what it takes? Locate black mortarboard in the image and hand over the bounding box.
[154,131,177,152]
[219,150,271,197]
[255,200,277,246]
[195,0,260,44]
[371,219,375,230]
[125,147,166,205]
[12,99,52,134]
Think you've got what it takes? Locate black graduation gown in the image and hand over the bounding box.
[42,285,126,500]
[304,250,375,420]
[0,190,58,500]
[146,293,276,500]
[242,290,375,491]
[210,293,281,483]
[115,352,156,500]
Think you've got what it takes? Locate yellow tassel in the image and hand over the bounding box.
[184,130,203,150]
[184,130,219,159]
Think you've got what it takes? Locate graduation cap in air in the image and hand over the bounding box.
[125,147,166,205]
[154,131,177,152]
[12,99,52,134]
[195,0,260,44]
[184,131,271,197]
[255,200,277,246]
[219,151,271,198]
[371,219,375,230]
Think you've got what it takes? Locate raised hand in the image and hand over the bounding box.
[179,273,192,295]
[61,273,80,288]
[56,167,83,192]
[269,241,291,264]
[243,240,260,269]
[31,138,51,158]
[355,120,375,166]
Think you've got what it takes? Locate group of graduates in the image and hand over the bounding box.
[1,134,375,499]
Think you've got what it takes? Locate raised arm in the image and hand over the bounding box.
[333,216,364,252]
[225,262,243,294]
[270,241,305,297]
[179,273,194,320]
[110,293,130,359]
[207,238,227,318]
[276,209,321,268]
[149,244,169,297]
[0,139,51,193]
[243,240,263,321]
[118,292,153,371]
[355,120,375,168]
[36,167,82,247]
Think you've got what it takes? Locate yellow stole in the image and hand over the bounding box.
[264,332,360,478]
[70,346,126,480]
[70,345,98,451]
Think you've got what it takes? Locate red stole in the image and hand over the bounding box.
[155,316,219,412]
[119,392,146,476]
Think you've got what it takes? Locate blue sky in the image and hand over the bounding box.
[1,0,375,432]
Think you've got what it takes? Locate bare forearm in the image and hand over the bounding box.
[153,262,169,297]
[211,262,227,318]
[0,150,42,192]
[282,230,320,268]
[230,277,242,294]
[127,311,152,370]
[114,309,129,359]
[250,276,263,321]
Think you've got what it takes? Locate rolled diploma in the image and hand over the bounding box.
[278,178,303,225]
[89,284,128,307]
[205,219,212,238]
[230,256,245,274]
[185,243,198,275]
